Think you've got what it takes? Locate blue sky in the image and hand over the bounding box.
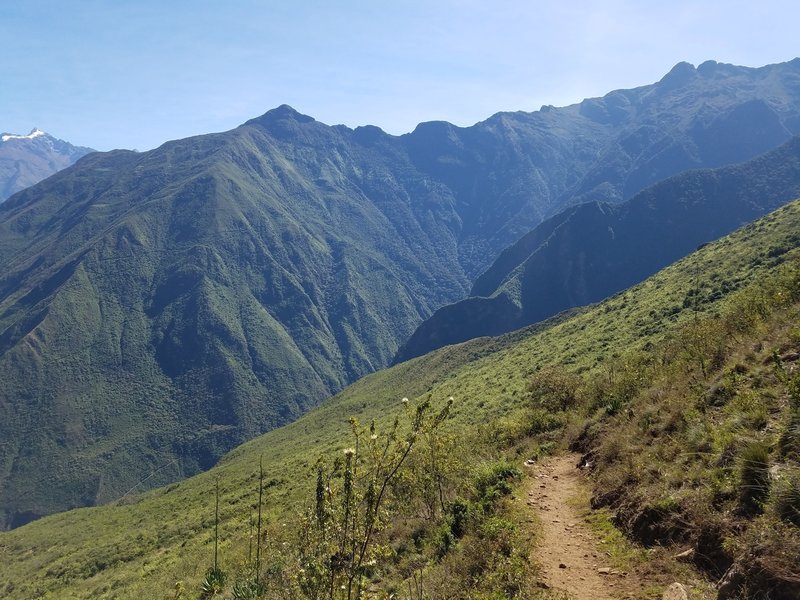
[2,1,798,151]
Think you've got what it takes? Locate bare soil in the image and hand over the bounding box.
[527,453,636,599]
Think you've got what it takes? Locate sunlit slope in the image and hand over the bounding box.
[1,198,799,598]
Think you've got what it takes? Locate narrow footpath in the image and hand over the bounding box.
[527,453,633,600]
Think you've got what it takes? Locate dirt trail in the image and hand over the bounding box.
[527,453,632,600]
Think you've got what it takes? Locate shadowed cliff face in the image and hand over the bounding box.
[2,58,800,527]
[395,136,800,364]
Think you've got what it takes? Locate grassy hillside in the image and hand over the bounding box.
[571,259,800,599]
[2,197,799,598]
[0,111,474,528]
[3,59,800,527]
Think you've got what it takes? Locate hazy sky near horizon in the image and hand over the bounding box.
[2,1,798,151]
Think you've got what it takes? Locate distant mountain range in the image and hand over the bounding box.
[1,58,800,528]
[395,136,800,362]
[0,129,94,202]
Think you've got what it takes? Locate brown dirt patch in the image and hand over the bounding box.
[527,453,636,599]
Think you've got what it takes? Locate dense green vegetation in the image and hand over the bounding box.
[397,135,800,362]
[1,195,799,598]
[3,59,800,527]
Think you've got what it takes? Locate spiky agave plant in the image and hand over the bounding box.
[231,578,267,599]
[200,568,227,598]
[200,477,227,598]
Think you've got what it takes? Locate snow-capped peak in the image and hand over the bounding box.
[1,128,48,142]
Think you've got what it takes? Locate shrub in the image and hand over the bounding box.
[479,516,516,557]
[434,500,470,559]
[527,408,565,434]
[779,409,800,460]
[527,367,581,412]
[673,317,728,377]
[789,374,800,410]
[448,499,469,539]
[738,442,771,516]
[772,471,800,526]
[474,460,520,513]
[292,398,450,599]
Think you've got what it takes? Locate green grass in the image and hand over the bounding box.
[566,244,800,595]
[1,202,800,599]
[5,70,800,528]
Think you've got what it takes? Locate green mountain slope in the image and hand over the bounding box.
[396,135,800,363]
[1,196,798,599]
[0,110,472,529]
[2,59,800,528]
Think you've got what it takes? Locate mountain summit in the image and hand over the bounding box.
[1,128,47,142]
[0,129,94,202]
